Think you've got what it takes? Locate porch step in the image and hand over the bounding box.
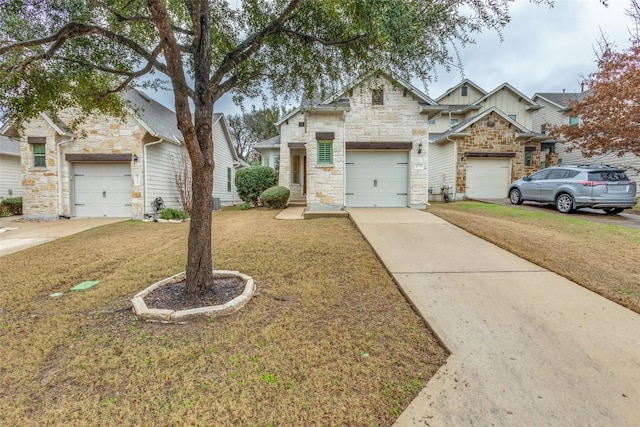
[287,196,307,208]
[288,202,307,208]
[303,210,349,220]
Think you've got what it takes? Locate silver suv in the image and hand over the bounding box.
[508,165,637,214]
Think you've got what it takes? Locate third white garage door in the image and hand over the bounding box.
[73,163,132,217]
[465,158,511,199]
[346,151,408,207]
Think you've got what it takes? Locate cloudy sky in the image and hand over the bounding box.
[145,0,635,115]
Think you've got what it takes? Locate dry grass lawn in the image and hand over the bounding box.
[427,201,640,314]
[0,209,446,426]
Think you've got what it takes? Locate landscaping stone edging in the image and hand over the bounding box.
[131,270,255,323]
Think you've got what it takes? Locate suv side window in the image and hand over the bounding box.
[565,170,580,178]
[547,169,567,179]
[529,170,550,181]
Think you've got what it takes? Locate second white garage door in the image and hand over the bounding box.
[346,151,408,207]
[465,158,511,199]
[74,163,132,217]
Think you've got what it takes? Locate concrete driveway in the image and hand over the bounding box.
[0,216,127,257]
[348,208,640,426]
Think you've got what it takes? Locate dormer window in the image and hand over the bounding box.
[461,85,468,97]
[372,89,384,106]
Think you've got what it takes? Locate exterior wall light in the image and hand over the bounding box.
[418,142,423,154]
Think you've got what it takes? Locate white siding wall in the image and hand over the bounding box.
[427,141,456,201]
[212,119,239,206]
[532,97,566,134]
[437,85,485,105]
[145,142,184,213]
[479,90,533,130]
[0,154,22,198]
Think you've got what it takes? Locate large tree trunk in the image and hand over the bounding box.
[184,161,214,295]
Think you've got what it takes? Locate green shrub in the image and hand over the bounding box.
[237,202,252,210]
[235,165,278,206]
[0,197,22,216]
[159,207,189,220]
[260,186,290,209]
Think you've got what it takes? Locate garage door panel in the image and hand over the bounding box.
[465,158,510,199]
[346,151,408,207]
[74,163,132,217]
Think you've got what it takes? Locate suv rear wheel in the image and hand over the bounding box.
[509,188,523,205]
[555,193,574,214]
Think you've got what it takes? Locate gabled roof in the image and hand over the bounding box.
[430,107,542,144]
[474,83,541,110]
[532,91,591,110]
[0,135,20,156]
[435,79,487,102]
[123,89,183,143]
[253,135,281,150]
[275,70,438,127]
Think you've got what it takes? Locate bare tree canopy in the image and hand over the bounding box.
[550,0,640,158]
[228,106,281,161]
[0,0,551,294]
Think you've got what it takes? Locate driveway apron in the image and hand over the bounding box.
[348,208,640,427]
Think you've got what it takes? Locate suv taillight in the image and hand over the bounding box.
[578,180,608,187]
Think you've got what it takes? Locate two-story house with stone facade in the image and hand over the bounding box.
[269,72,444,210]
[427,80,549,200]
[532,91,639,193]
[0,89,241,219]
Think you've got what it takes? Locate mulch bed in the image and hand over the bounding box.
[143,277,246,311]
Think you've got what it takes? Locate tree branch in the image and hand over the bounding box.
[278,26,364,47]
[210,0,302,90]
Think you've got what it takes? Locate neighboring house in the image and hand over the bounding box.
[428,80,548,199]
[532,91,640,191]
[0,90,241,220]
[275,72,443,210]
[0,135,22,199]
[253,135,281,170]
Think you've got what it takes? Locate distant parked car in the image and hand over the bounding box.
[508,165,637,214]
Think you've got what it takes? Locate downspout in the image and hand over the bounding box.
[447,136,458,201]
[342,112,347,209]
[143,138,164,216]
[424,138,430,207]
[56,137,75,217]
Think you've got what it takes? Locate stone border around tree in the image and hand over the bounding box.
[131,270,255,323]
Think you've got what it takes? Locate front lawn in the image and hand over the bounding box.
[0,210,446,426]
[427,201,640,314]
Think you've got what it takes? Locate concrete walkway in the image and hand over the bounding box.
[348,208,640,427]
[0,216,127,257]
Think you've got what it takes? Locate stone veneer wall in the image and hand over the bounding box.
[455,112,541,194]
[20,111,145,219]
[279,76,430,210]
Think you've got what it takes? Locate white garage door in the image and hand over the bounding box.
[346,151,408,207]
[74,163,132,217]
[465,158,511,199]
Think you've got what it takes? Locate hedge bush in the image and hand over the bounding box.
[235,165,278,206]
[261,186,290,209]
[0,197,22,216]
[159,207,189,220]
